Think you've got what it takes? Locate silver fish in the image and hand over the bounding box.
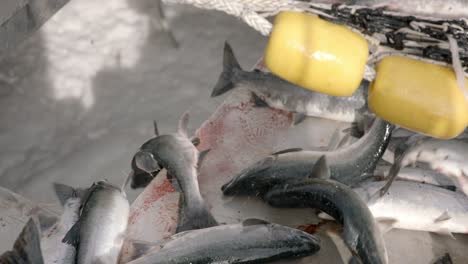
[132,112,217,232]
[0,218,44,264]
[38,183,82,264]
[211,42,368,123]
[264,164,388,264]
[354,181,468,235]
[222,118,393,196]
[62,181,129,264]
[127,219,320,264]
[374,166,457,190]
[384,138,468,196]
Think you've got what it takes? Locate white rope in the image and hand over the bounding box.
[164,0,297,36]
[447,35,468,102]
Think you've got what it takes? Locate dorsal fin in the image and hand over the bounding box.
[308,156,331,179]
[178,112,190,136]
[153,120,159,136]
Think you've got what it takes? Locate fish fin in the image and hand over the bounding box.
[178,111,190,136]
[62,221,81,247]
[242,218,270,226]
[376,217,397,234]
[176,199,218,232]
[153,120,159,136]
[197,149,211,169]
[434,211,451,223]
[167,173,182,193]
[317,212,334,221]
[336,133,352,149]
[439,185,457,192]
[211,42,242,97]
[191,137,200,146]
[435,229,456,240]
[293,113,307,125]
[251,92,269,108]
[327,128,342,151]
[36,212,58,232]
[342,122,364,138]
[0,218,44,264]
[271,148,303,156]
[53,183,78,206]
[378,159,402,197]
[308,156,331,179]
[433,253,452,264]
[126,239,161,261]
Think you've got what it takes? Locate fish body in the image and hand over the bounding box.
[63,181,129,264]
[133,113,217,232]
[354,181,468,234]
[39,184,82,264]
[211,42,368,123]
[0,218,44,264]
[399,138,468,195]
[374,166,457,188]
[128,219,320,264]
[265,178,388,264]
[222,118,393,196]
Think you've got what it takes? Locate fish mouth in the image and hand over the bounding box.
[221,178,235,194]
[299,233,321,252]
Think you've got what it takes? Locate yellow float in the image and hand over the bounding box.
[264,11,369,96]
[369,56,468,139]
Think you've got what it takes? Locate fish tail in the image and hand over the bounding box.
[176,201,218,233]
[0,218,44,264]
[210,42,243,97]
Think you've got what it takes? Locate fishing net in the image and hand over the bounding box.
[164,0,468,72]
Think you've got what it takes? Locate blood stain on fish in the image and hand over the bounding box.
[298,224,320,234]
[129,179,175,225]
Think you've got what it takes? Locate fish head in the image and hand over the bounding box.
[221,156,296,197]
[142,134,197,173]
[221,156,276,196]
[129,151,161,189]
[134,150,161,174]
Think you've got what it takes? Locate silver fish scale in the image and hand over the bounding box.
[242,70,367,122]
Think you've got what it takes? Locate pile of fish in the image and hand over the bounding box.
[2,42,468,264]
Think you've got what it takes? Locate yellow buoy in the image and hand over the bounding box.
[369,56,468,139]
[264,11,369,96]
